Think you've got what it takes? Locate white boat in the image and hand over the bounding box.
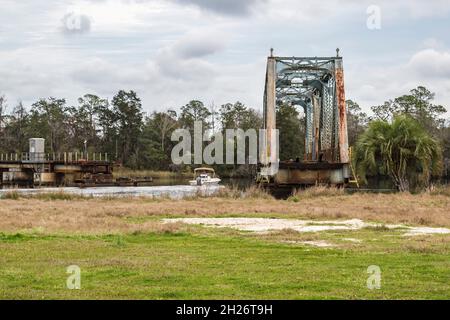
[189,167,221,186]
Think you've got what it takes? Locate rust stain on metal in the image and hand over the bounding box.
[263,56,277,165]
[258,52,351,187]
[335,66,349,163]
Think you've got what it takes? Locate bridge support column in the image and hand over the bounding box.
[260,53,278,175]
[335,59,349,164]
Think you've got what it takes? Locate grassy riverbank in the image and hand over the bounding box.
[0,187,449,299]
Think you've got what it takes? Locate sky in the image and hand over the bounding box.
[1,0,450,116]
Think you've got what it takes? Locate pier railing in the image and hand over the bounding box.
[0,152,109,163]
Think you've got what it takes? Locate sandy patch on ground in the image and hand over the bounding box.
[163,217,366,232]
[163,217,450,236]
[404,227,450,236]
[342,238,363,243]
[282,240,335,247]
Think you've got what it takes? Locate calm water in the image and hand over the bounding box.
[151,177,254,188]
[0,177,251,199]
[1,176,446,199]
[0,184,223,199]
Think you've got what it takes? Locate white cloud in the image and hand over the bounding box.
[0,0,449,117]
[408,49,450,79]
[347,48,450,115]
[422,38,446,50]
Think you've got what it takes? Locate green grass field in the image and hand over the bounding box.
[1,190,449,300]
[1,226,449,299]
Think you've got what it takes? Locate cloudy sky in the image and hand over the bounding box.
[1,0,450,116]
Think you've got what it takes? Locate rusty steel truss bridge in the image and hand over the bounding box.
[258,49,350,188]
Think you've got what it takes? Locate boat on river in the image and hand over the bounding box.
[189,167,221,186]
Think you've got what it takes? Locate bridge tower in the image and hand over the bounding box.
[258,49,350,187]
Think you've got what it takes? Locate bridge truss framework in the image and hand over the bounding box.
[259,49,350,187]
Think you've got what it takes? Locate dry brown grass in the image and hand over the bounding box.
[113,167,189,179]
[214,185,273,199]
[0,188,448,234]
[424,184,450,197]
[0,198,188,235]
[291,185,345,199]
[401,236,450,254]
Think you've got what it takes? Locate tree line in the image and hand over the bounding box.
[351,86,449,191]
[275,86,449,190]
[0,90,263,176]
[0,86,448,183]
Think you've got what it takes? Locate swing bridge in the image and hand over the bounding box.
[258,49,352,188]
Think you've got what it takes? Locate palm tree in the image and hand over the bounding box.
[354,115,442,192]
